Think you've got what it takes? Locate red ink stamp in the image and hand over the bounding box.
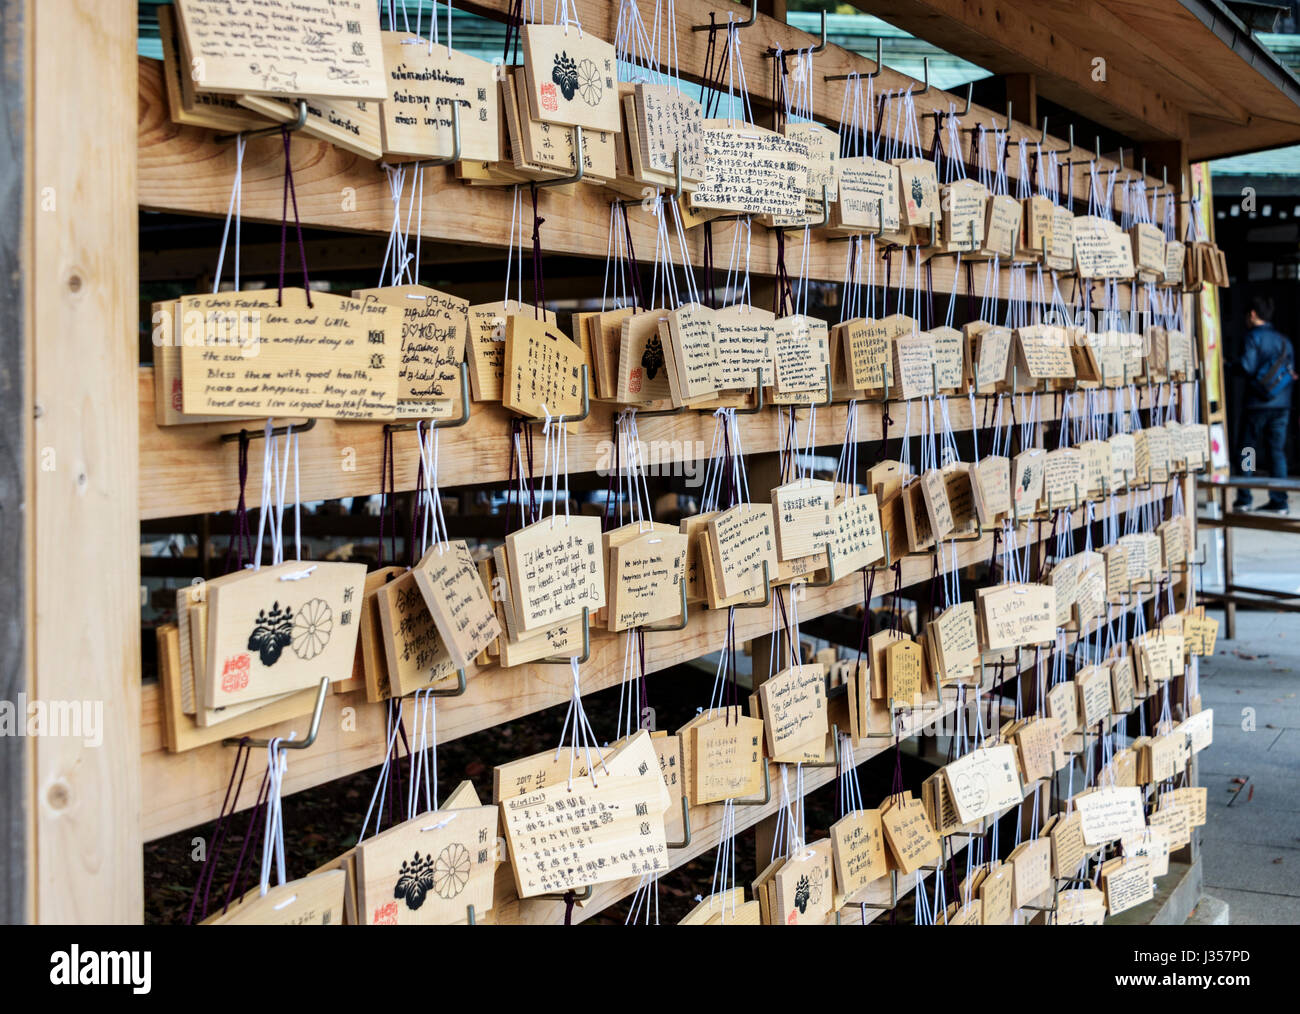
[628,368,642,394]
[540,82,558,113]
[372,901,398,925]
[221,653,250,693]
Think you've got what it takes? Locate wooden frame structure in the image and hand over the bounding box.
[10,0,1296,924]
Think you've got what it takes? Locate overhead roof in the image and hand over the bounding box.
[848,0,1300,160]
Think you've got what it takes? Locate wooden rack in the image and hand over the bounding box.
[16,0,1214,923]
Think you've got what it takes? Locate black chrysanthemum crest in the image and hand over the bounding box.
[247,601,294,666]
[394,851,438,911]
[552,51,579,101]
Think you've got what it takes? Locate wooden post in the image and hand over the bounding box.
[1004,73,1037,132]
[0,0,28,925]
[28,0,141,922]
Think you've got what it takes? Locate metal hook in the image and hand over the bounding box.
[541,607,590,665]
[223,677,329,748]
[736,368,767,414]
[216,98,308,145]
[535,884,594,902]
[428,669,468,698]
[732,764,773,806]
[827,37,883,81]
[666,797,693,848]
[534,125,586,187]
[643,578,689,632]
[520,364,591,424]
[807,543,840,588]
[765,10,826,56]
[733,560,773,609]
[692,3,756,31]
[380,103,461,171]
[802,724,841,768]
[220,417,317,444]
[930,83,973,136]
[384,362,472,432]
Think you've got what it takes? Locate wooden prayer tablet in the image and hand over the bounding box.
[712,303,777,391]
[830,493,884,574]
[842,317,894,390]
[706,503,777,600]
[1121,828,1172,879]
[833,157,901,232]
[1014,324,1076,383]
[688,711,765,805]
[634,82,704,181]
[355,805,498,925]
[773,839,834,925]
[353,285,468,407]
[205,870,346,926]
[1041,447,1086,511]
[1011,448,1045,518]
[466,301,556,402]
[1073,215,1136,279]
[977,582,1056,651]
[941,179,988,253]
[758,664,828,764]
[502,313,585,419]
[1076,664,1113,728]
[983,195,1021,260]
[1077,785,1146,846]
[173,0,387,100]
[1056,886,1106,925]
[1110,654,1136,714]
[971,455,1011,525]
[1021,195,1054,258]
[892,332,937,400]
[930,601,979,684]
[968,322,1012,392]
[885,639,925,707]
[520,25,620,133]
[771,479,835,563]
[830,809,887,903]
[410,541,501,670]
[783,120,839,201]
[1131,222,1167,275]
[691,121,808,219]
[178,288,399,420]
[892,156,940,227]
[202,561,366,710]
[1102,855,1154,916]
[771,315,830,403]
[615,307,672,403]
[502,773,669,899]
[157,3,270,133]
[880,793,941,874]
[606,529,688,631]
[941,745,1023,824]
[503,515,605,633]
[1049,810,1092,879]
[1008,837,1052,910]
[375,568,457,697]
[379,35,501,162]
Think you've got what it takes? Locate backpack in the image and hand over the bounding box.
[1255,343,1297,401]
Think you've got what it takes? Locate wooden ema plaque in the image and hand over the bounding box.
[203,561,366,709]
[378,35,501,162]
[177,289,399,419]
[520,24,620,133]
[352,285,468,407]
[411,541,501,670]
[355,805,498,925]
[502,314,585,419]
[173,0,387,100]
[503,515,605,634]
[758,664,828,764]
[466,301,556,402]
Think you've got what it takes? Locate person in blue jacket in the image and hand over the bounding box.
[1233,295,1296,513]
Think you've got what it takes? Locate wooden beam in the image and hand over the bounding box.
[137,369,1178,522]
[0,0,28,925]
[32,0,141,922]
[1004,73,1037,134]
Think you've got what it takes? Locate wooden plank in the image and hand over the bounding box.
[32,0,141,921]
[137,368,1183,521]
[139,482,1175,839]
[0,0,27,925]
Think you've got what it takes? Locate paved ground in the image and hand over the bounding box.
[1198,517,1300,925]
